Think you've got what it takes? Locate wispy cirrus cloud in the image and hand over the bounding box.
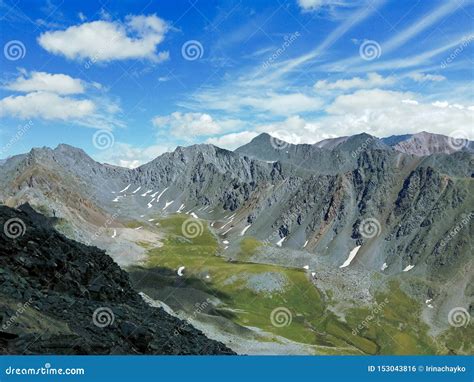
[184,89,324,116]
[381,0,464,53]
[323,0,467,72]
[314,72,396,90]
[340,34,474,72]
[407,72,446,82]
[259,0,385,82]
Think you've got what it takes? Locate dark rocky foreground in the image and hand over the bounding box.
[0,204,234,355]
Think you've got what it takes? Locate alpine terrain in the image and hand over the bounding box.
[0,131,472,355]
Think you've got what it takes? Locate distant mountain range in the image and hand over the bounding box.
[239,131,474,158]
[0,130,472,354]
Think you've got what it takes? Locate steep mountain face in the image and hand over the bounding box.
[0,144,128,221]
[0,131,472,352]
[0,204,234,355]
[134,144,282,210]
[230,138,472,278]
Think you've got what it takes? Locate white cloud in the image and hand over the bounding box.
[206,131,259,150]
[407,72,446,82]
[326,88,410,115]
[152,112,243,139]
[402,99,419,105]
[297,0,325,11]
[297,0,354,12]
[153,112,220,136]
[432,100,449,108]
[5,71,85,95]
[431,100,466,110]
[38,14,170,62]
[322,89,474,138]
[255,115,322,144]
[314,72,395,91]
[0,71,122,129]
[0,91,95,120]
[95,142,172,168]
[225,89,473,145]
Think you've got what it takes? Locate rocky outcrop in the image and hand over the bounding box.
[0,204,234,355]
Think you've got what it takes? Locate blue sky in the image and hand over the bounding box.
[0,0,473,167]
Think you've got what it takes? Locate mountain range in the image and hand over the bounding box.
[0,130,472,355]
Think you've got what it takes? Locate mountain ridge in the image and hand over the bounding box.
[1,131,472,168]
